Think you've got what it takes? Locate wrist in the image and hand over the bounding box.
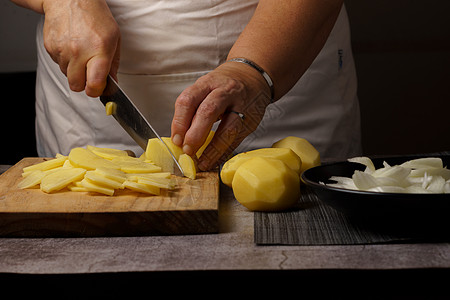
[227,58,274,102]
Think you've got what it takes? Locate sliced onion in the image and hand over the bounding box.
[325,156,449,194]
[348,156,375,173]
[400,157,443,169]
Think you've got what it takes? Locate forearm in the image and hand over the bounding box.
[10,0,44,13]
[228,0,343,100]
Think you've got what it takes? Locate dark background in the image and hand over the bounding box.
[1,1,449,165]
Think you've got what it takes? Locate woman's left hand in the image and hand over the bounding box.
[171,61,272,171]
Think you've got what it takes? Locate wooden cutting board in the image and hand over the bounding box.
[0,158,219,237]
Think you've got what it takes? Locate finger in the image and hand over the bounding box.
[66,57,87,92]
[181,88,230,156]
[171,81,211,147]
[85,55,111,98]
[197,111,245,171]
[50,49,69,76]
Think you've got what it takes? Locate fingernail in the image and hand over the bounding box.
[183,144,193,155]
[172,134,182,146]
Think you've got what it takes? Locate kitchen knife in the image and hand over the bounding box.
[100,74,184,176]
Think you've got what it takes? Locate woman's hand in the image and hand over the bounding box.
[41,0,120,97]
[171,61,272,171]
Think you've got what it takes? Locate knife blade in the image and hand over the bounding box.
[100,75,184,176]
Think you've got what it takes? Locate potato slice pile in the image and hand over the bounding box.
[18,145,176,196]
[17,132,217,195]
[325,156,450,194]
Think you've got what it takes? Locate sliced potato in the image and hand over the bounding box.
[179,153,197,180]
[22,155,67,174]
[122,180,160,195]
[84,170,125,190]
[68,147,120,170]
[86,145,129,160]
[40,167,86,193]
[111,156,162,173]
[137,177,176,190]
[145,138,181,173]
[196,130,215,158]
[105,101,117,116]
[79,178,115,196]
[95,167,128,182]
[18,170,46,189]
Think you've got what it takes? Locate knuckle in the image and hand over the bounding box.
[198,101,220,119]
[93,26,120,53]
[44,38,63,62]
[68,40,81,58]
[212,78,242,95]
[171,117,188,132]
[175,92,195,108]
[224,78,241,90]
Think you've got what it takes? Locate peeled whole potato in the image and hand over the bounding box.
[220,147,302,187]
[232,156,300,211]
[272,136,320,174]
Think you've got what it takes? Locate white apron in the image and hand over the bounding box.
[35,1,361,161]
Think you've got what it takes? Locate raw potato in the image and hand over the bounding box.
[79,178,115,196]
[18,145,181,196]
[272,136,320,174]
[196,130,215,158]
[40,167,86,193]
[179,153,197,180]
[220,147,302,187]
[69,147,121,170]
[145,133,213,175]
[95,167,128,182]
[17,170,46,189]
[105,101,116,116]
[232,157,300,211]
[18,133,209,196]
[135,176,176,190]
[84,170,125,190]
[86,145,128,160]
[127,172,172,180]
[161,137,184,160]
[22,155,67,174]
[111,156,162,173]
[145,137,183,173]
[123,180,160,195]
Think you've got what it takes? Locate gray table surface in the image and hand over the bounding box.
[0,163,449,275]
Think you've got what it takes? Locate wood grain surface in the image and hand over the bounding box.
[0,158,219,237]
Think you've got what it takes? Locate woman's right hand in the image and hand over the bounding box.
[41,0,120,97]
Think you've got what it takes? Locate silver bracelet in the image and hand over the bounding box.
[227,57,274,101]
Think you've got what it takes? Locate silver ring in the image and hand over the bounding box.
[228,110,245,121]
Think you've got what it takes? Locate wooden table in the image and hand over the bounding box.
[0,164,449,297]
